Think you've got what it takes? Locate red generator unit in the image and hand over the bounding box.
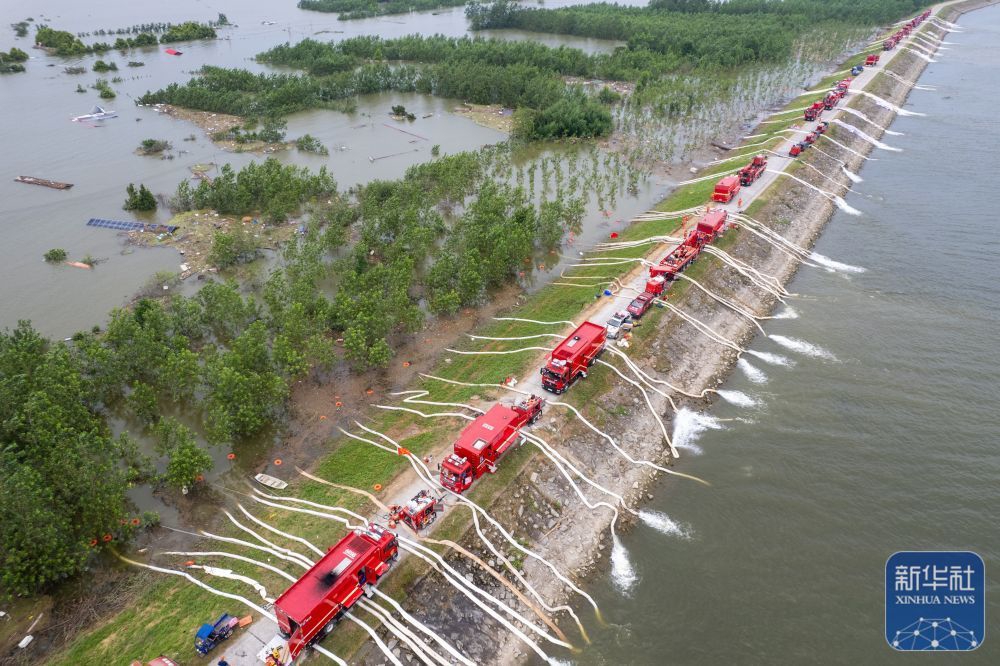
[711,175,741,203]
[644,274,667,297]
[789,142,807,157]
[865,53,880,66]
[697,209,728,240]
[439,396,544,492]
[273,524,399,660]
[540,322,607,394]
[823,91,840,110]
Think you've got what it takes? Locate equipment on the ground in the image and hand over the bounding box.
[389,490,442,531]
[194,614,239,656]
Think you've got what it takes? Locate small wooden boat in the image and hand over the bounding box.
[254,473,288,489]
[15,176,73,189]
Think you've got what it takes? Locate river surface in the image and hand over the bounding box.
[0,0,645,337]
[572,6,1000,663]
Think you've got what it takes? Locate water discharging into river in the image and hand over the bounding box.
[567,6,1000,663]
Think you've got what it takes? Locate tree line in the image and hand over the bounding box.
[1,150,586,597]
[141,36,626,140]
[466,0,930,70]
[35,21,217,56]
[298,0,466,20]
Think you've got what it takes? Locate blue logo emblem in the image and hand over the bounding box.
[886,551,985,650]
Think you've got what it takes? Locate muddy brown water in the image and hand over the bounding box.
[0,0,643,338]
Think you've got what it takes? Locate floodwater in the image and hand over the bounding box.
[572,6,1000,663]
[0,0,640,337]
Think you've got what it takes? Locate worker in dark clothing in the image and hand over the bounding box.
[217,658,230,666]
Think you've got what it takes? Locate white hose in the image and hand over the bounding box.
[223,510,315,569]
[418,373,709,486]
[160,550,298,583]
[346,423,603,618]
[237,504,325,558]
[187,564,271,601]
[345,611,405,666]
[358,598,448,666]
[373,589,476,666]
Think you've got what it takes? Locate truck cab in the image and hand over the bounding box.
[627,293,654,319]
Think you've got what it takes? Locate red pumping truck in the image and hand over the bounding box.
[272,523,398,662]
[865,53,880,66]
[439,396,544,492]
[737,155,767,187]
[650,230,703,280]
[711,175,741,203]
[804,101,825,121]
[540,321,607,394]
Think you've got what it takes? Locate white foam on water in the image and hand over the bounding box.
[638,510,692,539]
[747,349,795,367]
[611,535,637,592]
[768,335,838,361]
[715,389,761,408]
[831,119,902,152]
[841,165,863,183]
[833,195,862,216]
[809,251,866,273]
[857,90,926,117]
[773,306,799,319]
[765,169,862,216]
[819,134,872,160]
[672,408,725,455]
[737,358,769,384]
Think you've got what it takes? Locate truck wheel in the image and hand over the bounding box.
[323,620,337,636]
[580,371,588,379]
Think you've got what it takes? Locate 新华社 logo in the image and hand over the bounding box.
[886,551,985,651]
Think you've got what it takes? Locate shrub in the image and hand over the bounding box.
[123,183,157,211]
[43,248,67,263]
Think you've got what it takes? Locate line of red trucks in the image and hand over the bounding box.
[264,15,942,660]
[710,153,768,205]
[884,10,932,50]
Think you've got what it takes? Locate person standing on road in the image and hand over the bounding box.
[218,658,230,666]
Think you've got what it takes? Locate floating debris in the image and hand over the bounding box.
[87,218,178,233]
[15,176,73,190]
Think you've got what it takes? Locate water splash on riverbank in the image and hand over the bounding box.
[737,358,769,383]
[769,335,838,360]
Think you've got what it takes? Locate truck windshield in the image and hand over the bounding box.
[609,317,623,327]
[541,367,564,381]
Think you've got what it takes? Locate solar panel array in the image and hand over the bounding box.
[87,218,178,233]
